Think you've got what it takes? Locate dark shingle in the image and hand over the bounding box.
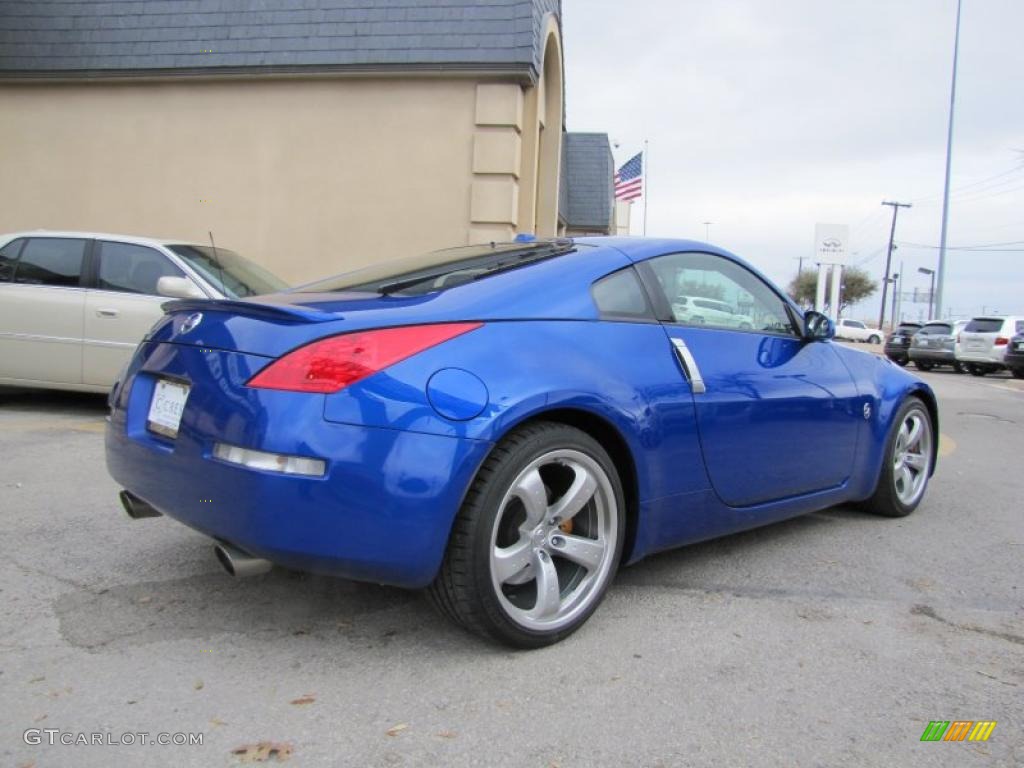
[562,132,614,232]
[0,0,561,79]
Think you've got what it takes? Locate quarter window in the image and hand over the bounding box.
[14,238,86,287]
[97,241,184,295]
[645,252,797,336]
[591,267,653,319]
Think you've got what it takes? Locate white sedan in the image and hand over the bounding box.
[0,231,288,393]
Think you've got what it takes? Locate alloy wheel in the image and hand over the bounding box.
[489,449,617,632]
[892,409,932,506]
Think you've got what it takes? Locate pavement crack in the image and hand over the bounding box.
[911,603,1024,647]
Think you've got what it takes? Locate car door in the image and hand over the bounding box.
[0,236,88,386]
[82,240,190,387]
[639,251,863,507]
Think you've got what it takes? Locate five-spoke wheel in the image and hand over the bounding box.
[861,397,935,517]
[429,422,624,647]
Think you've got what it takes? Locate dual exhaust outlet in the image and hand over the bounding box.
[119,490,271,578]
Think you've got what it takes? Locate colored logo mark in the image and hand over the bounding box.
[920,721,996,742]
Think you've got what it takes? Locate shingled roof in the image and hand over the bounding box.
[0,0,560,80]
[562,132,614,232]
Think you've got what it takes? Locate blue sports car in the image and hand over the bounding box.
[106,238,938,647]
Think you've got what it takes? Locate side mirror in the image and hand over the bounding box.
[803,311,835,341]
[156,276,205,299]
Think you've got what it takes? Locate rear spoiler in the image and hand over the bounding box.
[161,298,338,324]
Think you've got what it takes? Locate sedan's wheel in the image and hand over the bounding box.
[428,422,624,647]
[861,397,934,518]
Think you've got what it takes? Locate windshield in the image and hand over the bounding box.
[298,241,578,296]
[167,245,288,299]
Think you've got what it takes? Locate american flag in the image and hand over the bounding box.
[614,152,643,202]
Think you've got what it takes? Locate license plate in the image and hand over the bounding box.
[147,379,190,438]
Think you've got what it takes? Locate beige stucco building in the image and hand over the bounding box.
[0,1,582,283]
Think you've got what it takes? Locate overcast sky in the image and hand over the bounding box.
[562,0,1024,322]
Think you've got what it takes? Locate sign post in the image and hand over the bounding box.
[814,223,849,318]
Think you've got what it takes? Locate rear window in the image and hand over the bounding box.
[896,323,922,333]
[300,241,578,296]
[919,323,952,335]
[964,318,1004,333]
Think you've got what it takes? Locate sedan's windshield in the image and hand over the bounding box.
[298,241,578,296]
[167,245,288,299]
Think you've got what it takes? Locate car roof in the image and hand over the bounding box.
[1,230,205,248]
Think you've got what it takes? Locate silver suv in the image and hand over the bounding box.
[955,315,1024,376]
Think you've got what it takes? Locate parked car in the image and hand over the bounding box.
[0,231,288,392]
[106,238,937,647]
[955,315,1024,376]
[884,321,924,366]
[834,318,882,344]
[1003,332,1024,379]
[908,320,966,372]
[672,295,754,329]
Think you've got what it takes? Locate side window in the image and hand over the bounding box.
[646,252,797,336]
[97,241,184,295]
[1015,320,1024,334]
[591,267,653,319]
[14,238,87,287]
[0,238,25,282]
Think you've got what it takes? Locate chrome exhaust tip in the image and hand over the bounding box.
[119,490,162,519]
[213,542,272,578]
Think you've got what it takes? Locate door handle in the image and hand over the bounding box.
[671,338,706,394]
[96,308,120,318]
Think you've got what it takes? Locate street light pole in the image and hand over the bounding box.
[879,200,912,330]
[918,267,936,319]
[935,0,963,319]
[703,221,713,241]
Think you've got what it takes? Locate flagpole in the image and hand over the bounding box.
[642,139,649,236]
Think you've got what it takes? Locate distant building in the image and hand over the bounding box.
[560,132,623,236]
[0,0,584,281]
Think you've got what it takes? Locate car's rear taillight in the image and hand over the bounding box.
[247,322,483,393]
[995,337,1009,346]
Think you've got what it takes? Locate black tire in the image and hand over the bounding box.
[967,364,986,377]
[427,422,625,648]
[861,397,935,518]
[893,356,909,367]
[952,362,964,374]
[1013,368,1024,380]
[914,361,934,372]
[868,335,881,344]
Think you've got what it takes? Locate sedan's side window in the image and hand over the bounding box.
[0,238,25,282]
[97,241,184,295]
[646,252,798,336]
[14,238,87,287]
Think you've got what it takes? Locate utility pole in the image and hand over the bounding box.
[879,201,912,330]
[935,0,963,320]
[794,256,807,276]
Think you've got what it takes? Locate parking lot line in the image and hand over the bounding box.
[0,418,107,434]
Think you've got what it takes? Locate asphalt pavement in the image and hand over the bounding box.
[1,363,1021,767]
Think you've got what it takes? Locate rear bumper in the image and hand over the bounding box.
[907,347,955,363]
[105,342,492,588]
[955,350,1006,365]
